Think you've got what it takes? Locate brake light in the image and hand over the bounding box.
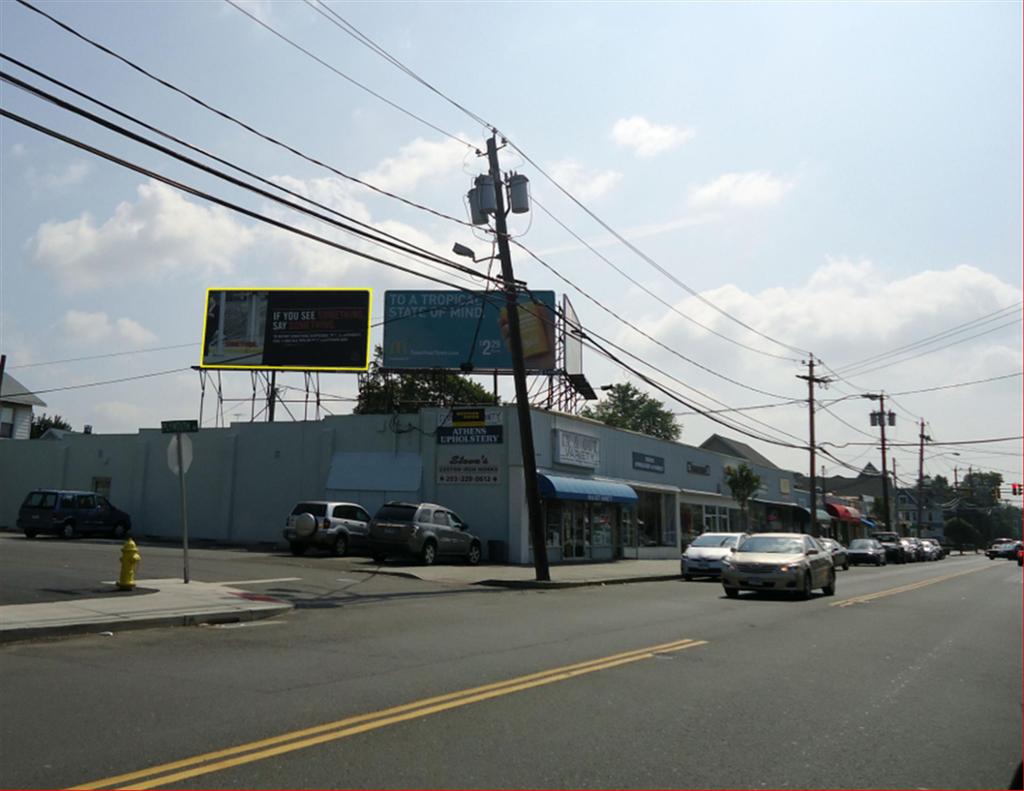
[321,518,329,530]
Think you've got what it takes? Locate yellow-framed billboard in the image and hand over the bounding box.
[200,287,372,371]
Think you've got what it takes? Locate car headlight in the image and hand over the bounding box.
[720,555,733,567]
[778,562,803,573]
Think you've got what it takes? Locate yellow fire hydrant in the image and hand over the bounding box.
[117,538,141,591]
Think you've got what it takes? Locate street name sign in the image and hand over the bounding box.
[162,420,198,434]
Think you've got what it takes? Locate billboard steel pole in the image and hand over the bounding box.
[486,133,550,582]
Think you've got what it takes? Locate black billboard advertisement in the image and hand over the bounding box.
[200,288,372,371]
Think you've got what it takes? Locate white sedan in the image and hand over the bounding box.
[680,532,748,580]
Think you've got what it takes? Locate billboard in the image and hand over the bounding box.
[382,290,557,372]
[200,288,371,371]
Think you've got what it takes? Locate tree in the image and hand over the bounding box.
[580,383,680,440]
[30,413,72,439]
[354,347,496,415]
[724,463,762,531]
[944,517,978,554]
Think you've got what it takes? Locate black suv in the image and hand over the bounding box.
[870,531,907,563]
[17,489,132,539]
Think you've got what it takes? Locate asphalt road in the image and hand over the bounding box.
[0,537,1019,789]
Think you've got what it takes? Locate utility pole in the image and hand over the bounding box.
[864,393,893,532]
[797,355,830,536]
[0,354,6,402]
[486,132,549,582]
[916,419,929,537]
[267,371,277,422]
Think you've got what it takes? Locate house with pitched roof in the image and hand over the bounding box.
[0,372,46,440]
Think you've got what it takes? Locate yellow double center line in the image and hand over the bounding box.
[73,636,707,790]
[831,563,999,608]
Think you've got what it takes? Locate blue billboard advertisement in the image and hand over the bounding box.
[382,290,557,372]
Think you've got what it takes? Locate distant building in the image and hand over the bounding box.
[0,372,46,440]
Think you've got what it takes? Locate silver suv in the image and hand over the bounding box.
[368,502,481,566]
[284,501,372,557]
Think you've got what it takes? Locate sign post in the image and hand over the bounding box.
[163,420,198,583]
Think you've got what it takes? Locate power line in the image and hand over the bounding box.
[833,302,1022,375]
[220,0,810,360]
[888,371,1023,397]
[531,197,799,362]
[11,0,473,228]
[0,71,499,292]
[9,342,198,369]
[821,436,1023,449]
[1,366,190,398]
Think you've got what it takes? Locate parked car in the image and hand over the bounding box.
[1017,545,1023,567]
[721,533,836,599]
[847,538,887,566]
[900,538,922,562]
[920,538,945,560]
[818,537,850,570]
[368,501,481,566]
[283,500,372,556]
[680,532,748,580]
[871,531,907,563]
[17,489,132,539]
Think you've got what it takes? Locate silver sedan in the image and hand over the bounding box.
[721,533,836,600]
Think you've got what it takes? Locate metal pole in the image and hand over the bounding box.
[878,395,891,532]
[268,371,277,422]
[486,133,550,581]
[175,433,190,583]
[916,419,926,537]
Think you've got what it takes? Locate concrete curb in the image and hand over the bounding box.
[0,602,292,645]
[475,574,683,589]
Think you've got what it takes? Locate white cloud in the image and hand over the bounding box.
[611,116,694,158]
[31,181,255,290]
[26,160,91,195]
[61,310,158,347]
[10,143,27,157]
[687,171,794,209]
[358,136,472,193]
[547,159,622,201]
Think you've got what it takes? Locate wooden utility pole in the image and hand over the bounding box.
[486,132,549,582]
[865,393,893,531]
[916,419,929,537]
[797,355,830,536]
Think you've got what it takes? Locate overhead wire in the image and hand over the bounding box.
[11,0,474,228]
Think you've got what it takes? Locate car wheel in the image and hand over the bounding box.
[822,569,836,596]
[372,552,387,563]
[62,522,76,539]
[112,523,128,539]
[683,574,693,581]
[842,560,849,571]
[420,540,437,566]
[797,572,812,600]
[724,586,739,599]
[331,534,348,557]
[466,542,481,566]
[24,528,37,539]
[289,541,307,556]
[875,557,883,566]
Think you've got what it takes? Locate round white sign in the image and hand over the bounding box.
[167,434,194,475]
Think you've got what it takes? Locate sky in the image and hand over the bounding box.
[1,0,1021,493]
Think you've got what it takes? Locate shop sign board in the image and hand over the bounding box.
[436,450,500,485]
[201,288,371,371]
[554,429,599,468]
[686,461,711,476]
[632,452,665,474]
[437,426,503,445]
[437,407,503,428]
[382,290,557,372]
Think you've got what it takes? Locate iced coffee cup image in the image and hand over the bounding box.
[498,301,555,368]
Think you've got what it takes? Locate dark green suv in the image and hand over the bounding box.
[17,489,132,539]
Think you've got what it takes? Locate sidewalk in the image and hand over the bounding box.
[0,578,293,644]
[0,561,681,645]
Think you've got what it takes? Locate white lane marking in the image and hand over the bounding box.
[336,578,358,583]
[217,577,302,585]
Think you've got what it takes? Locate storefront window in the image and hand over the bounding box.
[638,491,671,546]
[591,503,613,547]
[545,501,561,548]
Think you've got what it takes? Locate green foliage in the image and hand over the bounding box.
[354,346,496,415]
[960,470,1004,508]
[943,517,978,552]
[724,463,762,530]
[579,382,680,440]
[30,413,72,439]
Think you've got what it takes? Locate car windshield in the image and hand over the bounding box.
[872,533,898,542]
[374,504,417,522]
[850,539,874,548]
[690,534,737,548]
[738,537,804,554]
[291,502,327,517]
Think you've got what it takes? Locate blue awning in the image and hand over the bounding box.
[860,517,877,528]
[537,474,638,504]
